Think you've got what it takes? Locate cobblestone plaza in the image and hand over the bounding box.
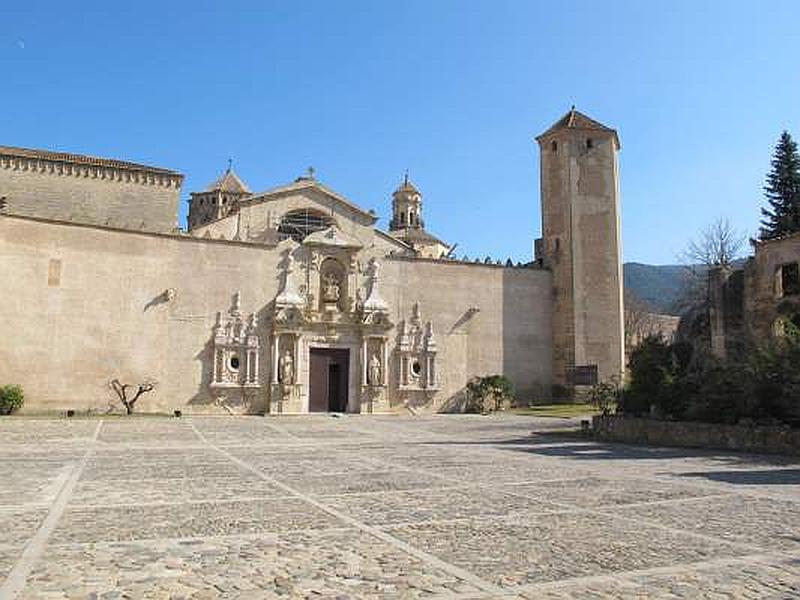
[0,415,798,599]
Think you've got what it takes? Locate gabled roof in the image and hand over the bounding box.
[0,144,181,175]
[206,168,251,194]
[536,107,620,148]
[241,178,378,223]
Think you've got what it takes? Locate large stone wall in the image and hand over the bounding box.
[383,257,552,408]
[0,215,279,413]
[0,154,181,233]
[0,215,552,414]
[744,233,800,339]
[708,232,800,356]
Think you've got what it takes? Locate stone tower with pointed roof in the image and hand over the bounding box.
[188,166,252,230]
[535,108,624,389]
[390,174,424,231]
[388,175,450,258]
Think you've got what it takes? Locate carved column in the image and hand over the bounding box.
[212,347,219,384]
[253,350,259,384]
[271,335,280,385]
[293,334,300,380]
[361,338,368,385]
[381,338,388,386]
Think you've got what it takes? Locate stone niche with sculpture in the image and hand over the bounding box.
[264,226,394,414]
[396,302,439,407]
[209,291,261,414]
[357,257,392,413]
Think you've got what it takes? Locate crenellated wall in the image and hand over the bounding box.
[0,148,182,233]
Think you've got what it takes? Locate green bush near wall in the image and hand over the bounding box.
[0,384,24,415]
[619,329,800,427]
[465,375,514,413]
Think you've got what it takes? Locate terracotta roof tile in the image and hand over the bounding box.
[206,168,251,194]
[536,108,620,147]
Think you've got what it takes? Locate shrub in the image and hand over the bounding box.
[589,378,620,416]
[748,327,800,425]
[621,335,675,417]
[465,375,514,413]
[682,359,752,424]
[621,325,800,427]
[0,384,24,415]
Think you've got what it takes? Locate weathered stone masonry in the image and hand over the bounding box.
[0,109,624,413]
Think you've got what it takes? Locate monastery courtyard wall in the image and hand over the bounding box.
[0,214,551,414]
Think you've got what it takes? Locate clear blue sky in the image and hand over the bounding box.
[2,1,798,264]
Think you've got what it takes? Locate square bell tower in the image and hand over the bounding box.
[536,108,624,390]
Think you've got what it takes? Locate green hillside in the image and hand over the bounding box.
[623,263,688,315]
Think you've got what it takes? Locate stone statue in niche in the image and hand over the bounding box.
[355,287,365,311]
[279,350,294,384]
[368,353,382,386]
[322,273,341,303]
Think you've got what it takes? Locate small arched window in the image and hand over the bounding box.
[586,138,593,149]
[400,213,406,225]
[277,208,333,242]
[551,140,558,152]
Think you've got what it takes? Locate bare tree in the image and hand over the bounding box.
[624,288,656,353]
[109,379,156,414]
[674,217,747,312]
[683,217,746,267]
[673,218,747,344]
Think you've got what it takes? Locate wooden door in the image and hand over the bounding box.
[308,350,329,412]
[326,349,349,412]
[308,348,350,412]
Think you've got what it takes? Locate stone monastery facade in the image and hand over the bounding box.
[0,109,624,414]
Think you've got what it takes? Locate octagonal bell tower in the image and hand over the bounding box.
[536,108,624,390]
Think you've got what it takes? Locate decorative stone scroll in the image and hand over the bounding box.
[274,251,306,327]
[397,302,439,391]
[362,258,388,314]
[210,292,261,388]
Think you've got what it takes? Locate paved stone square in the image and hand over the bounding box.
[0,415,799,599]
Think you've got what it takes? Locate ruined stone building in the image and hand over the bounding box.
[0,109,624,414]
[709,232,800,358]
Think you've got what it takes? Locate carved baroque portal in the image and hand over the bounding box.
[397,302,438,391]
[268,230,394,412]
[211,291,260,388]
[206,226,399,413]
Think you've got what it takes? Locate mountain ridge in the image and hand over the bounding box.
[623,262,687,315]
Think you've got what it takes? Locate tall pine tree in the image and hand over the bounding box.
[760,131,800,240]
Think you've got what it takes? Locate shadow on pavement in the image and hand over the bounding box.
[677,468,800,486]
[421,431,800,468]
